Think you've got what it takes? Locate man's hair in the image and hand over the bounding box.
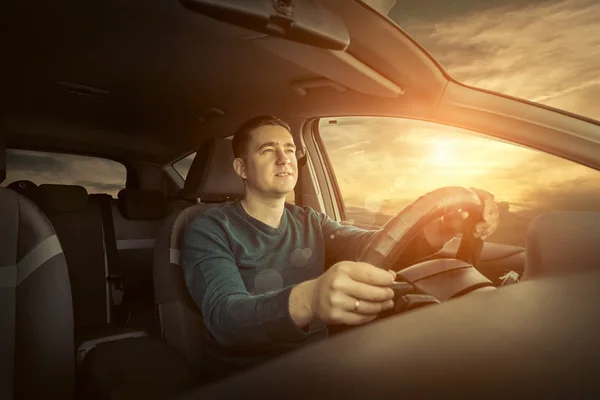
[231,115,291,159]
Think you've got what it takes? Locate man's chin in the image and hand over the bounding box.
[269,187,295,198]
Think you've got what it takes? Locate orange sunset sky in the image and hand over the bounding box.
[317,0,600,245]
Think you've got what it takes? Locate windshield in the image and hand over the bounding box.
[387,0,600,121]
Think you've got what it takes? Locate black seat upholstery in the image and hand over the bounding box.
[0,142,75,399]
[35,184,111,331]
[112,188,170,331]
[5,179,38,201]
[77,337,197,400]
[75,156,226,399]
[34,185,151,367]
[153,138,244,372]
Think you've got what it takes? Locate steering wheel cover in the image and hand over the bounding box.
[358,186,483,270]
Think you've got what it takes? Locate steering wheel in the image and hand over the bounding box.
[358,186,484,269]
[357,187,492,314]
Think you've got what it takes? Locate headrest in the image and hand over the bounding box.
[36,184,89,213]
[181,138,244,200]
[117,189,169,220]
[6,180,38,201]
[7,180,38,191]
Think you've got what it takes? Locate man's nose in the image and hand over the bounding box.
[276,149,291,164]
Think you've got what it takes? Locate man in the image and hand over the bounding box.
[181,115,499,380]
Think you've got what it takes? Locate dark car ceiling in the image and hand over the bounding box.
[1,0,444,164]
[2,0,313,163]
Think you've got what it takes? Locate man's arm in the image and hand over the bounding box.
[289,261,396,327]
[318,214,444,268]
[180,217,311,348]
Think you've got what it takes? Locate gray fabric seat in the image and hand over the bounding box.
[72,140,239,399]
[34,185,151,367]
[0,143,75,399]
[35,184,111,331]
[153,138,244,373]
[112,188,170,332]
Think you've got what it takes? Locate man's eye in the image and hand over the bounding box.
[286,149,295,154]
[262,148,274,153]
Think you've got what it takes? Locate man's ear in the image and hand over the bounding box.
[233,157,247,180]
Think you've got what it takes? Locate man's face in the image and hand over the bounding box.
[235,125,298,198]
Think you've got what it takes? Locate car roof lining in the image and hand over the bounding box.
[2,0,446,165]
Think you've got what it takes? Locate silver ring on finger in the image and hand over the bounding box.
[354,299,360,313]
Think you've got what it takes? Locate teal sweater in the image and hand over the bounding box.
[181,201,439,378]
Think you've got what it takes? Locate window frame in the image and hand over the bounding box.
[310,119,348,221]
[298,118,344,221]
[3,146,133,192]
[310,114,600,229]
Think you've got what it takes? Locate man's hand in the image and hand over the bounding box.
[423,187,500,248]
[289,261,395,327]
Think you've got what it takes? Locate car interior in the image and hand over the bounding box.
[2,0,600,399]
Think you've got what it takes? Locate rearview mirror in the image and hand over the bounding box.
[180,0,350,50]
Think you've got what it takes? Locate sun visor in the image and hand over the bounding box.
[252,36,404,98]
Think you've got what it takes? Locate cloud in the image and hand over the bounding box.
[321,112,600,248]
[518,175,600,212]
[393,0,600,119]
[3,149,126,197]
[6,150,66,174]
[320,117,538,207]
[74,180,124,194]
[319,0,600,248]
[388,0,558,21]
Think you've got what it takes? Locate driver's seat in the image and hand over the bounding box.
[153,138,244,373]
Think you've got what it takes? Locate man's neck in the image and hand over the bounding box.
[240,193,287,229]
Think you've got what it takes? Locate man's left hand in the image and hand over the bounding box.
[424,187,500,248]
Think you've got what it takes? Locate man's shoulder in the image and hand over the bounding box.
[284,202,317,216]
[197,201,237,217]
[284,202,326,224]
[186,201,238,232]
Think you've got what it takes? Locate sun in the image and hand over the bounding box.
[431,139,454,165]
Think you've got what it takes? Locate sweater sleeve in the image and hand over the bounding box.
[180,215,310,349]
[317,212,442,268]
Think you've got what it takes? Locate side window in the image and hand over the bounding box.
[2,149,126,197]
[318,117,600,247]
[173,152,196,180]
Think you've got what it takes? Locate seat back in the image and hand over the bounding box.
[113,188,169,329]
[35,184,110,329]
[153,138,244,371]
[1,143,74,399]
[153,203,219,370]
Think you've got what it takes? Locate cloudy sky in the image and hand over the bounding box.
[4,150,126,196]
[319,0,600,246]
[390,0,600,117]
